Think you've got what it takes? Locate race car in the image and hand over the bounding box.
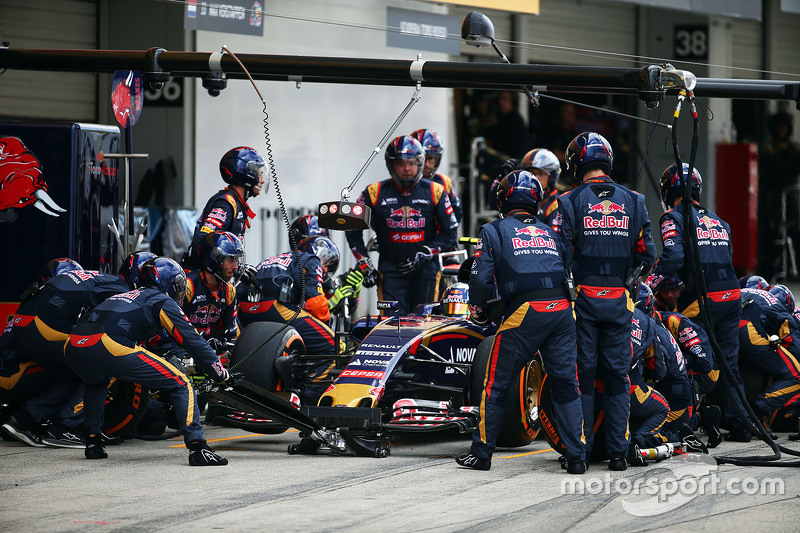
[208,296,543,457]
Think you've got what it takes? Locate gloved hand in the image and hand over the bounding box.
[398,246,436,275]
[356,259,379,288]
[207,338,228,356]
[501,158,519,177]
[214,367,230,383]
[468,304,489,326]
[644,274,663,291]
[329,284,356,310]
[343,268,364,298]
[238,263,258,288]
[224,371,245,387]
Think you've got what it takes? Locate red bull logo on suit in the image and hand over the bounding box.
[584,200,629,229]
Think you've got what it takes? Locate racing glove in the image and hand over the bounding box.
[468,304,489,326]
[343,268,364,299]
[207,337,228,356]
[356,258,380,288]
[329,284,355,310]
[500,157,519,178]
[238,263,259,289]
[398,246,436,275]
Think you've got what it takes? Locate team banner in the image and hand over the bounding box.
[386,8,461,55]
[424,0,539,15]
[184,1,264,36]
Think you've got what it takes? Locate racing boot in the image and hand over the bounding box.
[188,440,228,466]
[455,452,491,471]
[608,456,627,471]
[85,434,108,459]
[679,424,708,454]
[699,405,722,448]
[627,443,649,467]
[725,428,753,442]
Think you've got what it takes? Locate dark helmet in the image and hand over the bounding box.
[636,283,655,315]
[495,170,544,215]
[198,231,244,281]
[289,214,329,246]
[385,135,425,190]
[565,132,613,180]
[768,284,796,312]
[440,282,470,317]
[39,258,83,282]
[299,235,340,283]
[139,257,187,305]
[739,274,769,290]
[520,148,561,188]
[651,274,683,294]
[767,112,794,139]
[119,251,156,289]
[660,163,702,208]
[410,129,444,176]
[219,146,265,190]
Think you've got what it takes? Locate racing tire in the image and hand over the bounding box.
[102,379,149,435]
[228,321,306,395]
[470,335,542,448]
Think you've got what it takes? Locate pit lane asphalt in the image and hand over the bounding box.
[2,426,799,532]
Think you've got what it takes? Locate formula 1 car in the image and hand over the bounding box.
[207,302,543,457]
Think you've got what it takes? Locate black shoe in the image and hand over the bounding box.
[700,405,722,448]
[41,424,85,449]
[455,452,491,471]
[85,435,108,460]
[559,455,568,470]
[1,415,47,448]
[100,432,125,446]
[188,441,228,466]
[679,424,708,454]
[627,443,649,467]
[608,456,627,471]
[566,457,588,474]
[726,428,753,442]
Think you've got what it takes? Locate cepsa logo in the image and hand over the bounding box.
[387,206,425,229]
[696,215,729,240]
[511,225,556,250]
[584,200,629,229]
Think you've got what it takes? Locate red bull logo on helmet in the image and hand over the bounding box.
[0,137,66,221]
[584,200,629,229]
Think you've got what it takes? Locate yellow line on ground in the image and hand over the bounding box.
[169,429,299,448]
[496,448,555,459]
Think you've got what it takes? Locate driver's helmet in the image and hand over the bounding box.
[440,282,470,317]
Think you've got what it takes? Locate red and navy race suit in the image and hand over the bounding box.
[431,172,463,226]
[556,175,656,457]
[657,310,716,401]
[345,178,458,315]
[628,307,669,448]
[468,213,585,462]
[183,271,240,350]
[538,188,560,230]
[65,288,226,445]
[651,202,747,430]
[184,187,255,267]
[738,288,800,426]
[653,322,693,443]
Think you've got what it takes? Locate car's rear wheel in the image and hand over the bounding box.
[470,335,542,448]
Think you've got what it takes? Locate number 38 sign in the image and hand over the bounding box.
[674,25,708,61]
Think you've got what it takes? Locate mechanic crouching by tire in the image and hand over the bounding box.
[65,257,230,466]
[345,135,458,315]
[455,170,587,474]
[556,132,656,471]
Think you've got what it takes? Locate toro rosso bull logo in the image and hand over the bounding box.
[584,200,629,229]
[696,215,729,240]
[512,225,556,250]
[387,206,425,229]
[0,137,66,221]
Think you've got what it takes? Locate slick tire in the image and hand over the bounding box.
[102,379,149,435]
[229,321,305,394]
[470,335,542,448]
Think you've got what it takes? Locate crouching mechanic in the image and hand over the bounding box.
[182,231,243,363]
[456,170,586,474]
[65,257,230,465]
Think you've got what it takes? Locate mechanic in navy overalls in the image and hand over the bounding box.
[182,146,265,269]
[345,135,458,315]
[738,286,800,430]
[455,170,586,474]
[65,257,229,465]
[410,128,463,226]
[650,163,752,440]
[182,231,243,364]
[556,132,656,471]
